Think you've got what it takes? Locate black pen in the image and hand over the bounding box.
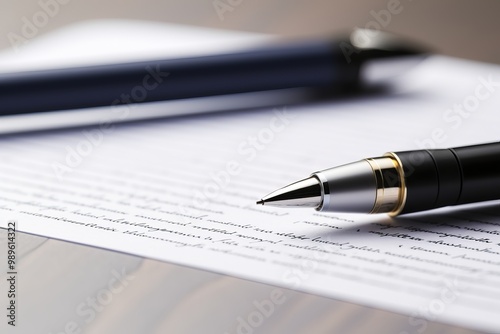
[257,142,500,216]
[0,29,422,116]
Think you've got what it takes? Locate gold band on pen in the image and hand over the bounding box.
[365,154,407,216]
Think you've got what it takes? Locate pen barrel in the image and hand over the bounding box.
[393,142,500,214]
[0,40,359,115]
[452,143,500,204]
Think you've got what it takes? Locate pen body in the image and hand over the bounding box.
[394,142,500,214]
[258,142,500,215]
[0,40,358,115]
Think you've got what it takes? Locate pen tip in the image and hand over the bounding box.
[256,200,264,205]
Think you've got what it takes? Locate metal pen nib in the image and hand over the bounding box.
[256,157,406,215]
[257,177,322,208]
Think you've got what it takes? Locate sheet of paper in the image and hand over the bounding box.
[1,21,500,333]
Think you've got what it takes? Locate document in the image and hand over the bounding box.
[1,21,500,333]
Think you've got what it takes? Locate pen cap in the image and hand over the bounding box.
[348,29,427,87]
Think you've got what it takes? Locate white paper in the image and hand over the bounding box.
[1,21,500,333]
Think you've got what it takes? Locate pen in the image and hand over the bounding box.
[257,142,500,216]
[0,29,422,116]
